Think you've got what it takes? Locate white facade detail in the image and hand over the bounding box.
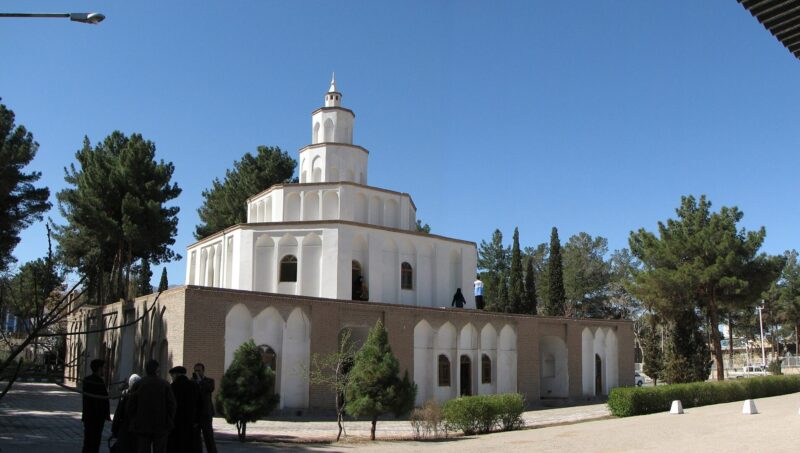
[187,80,478,308]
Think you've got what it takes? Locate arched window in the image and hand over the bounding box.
[401,262,413,290]
[481,354,492,384]
[438,354,451,387]
[280,255,298,282]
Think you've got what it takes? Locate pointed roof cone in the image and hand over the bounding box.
[329,72,337,93]
[742,399,758,415]
[669,400,684,414]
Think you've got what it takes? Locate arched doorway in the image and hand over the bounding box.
[352,260,363,300]
[460,355,472,396]
[259,345,277,396]
[595,354,602,396]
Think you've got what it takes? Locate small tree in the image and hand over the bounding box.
[216,340,279,441]
[307,329,358,441]
[345,320,416,440]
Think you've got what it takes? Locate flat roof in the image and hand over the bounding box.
[739,0,800,59]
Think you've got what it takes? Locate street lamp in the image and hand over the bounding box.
[756,302,766,372]
[0,12,105,24]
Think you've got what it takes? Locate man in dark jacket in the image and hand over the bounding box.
[193,363,218,453]
[82,358,111,453]
[168,366,201,453]
[127,359,176,453]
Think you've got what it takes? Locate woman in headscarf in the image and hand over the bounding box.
[111,373,141,453]
[451,288,466,308]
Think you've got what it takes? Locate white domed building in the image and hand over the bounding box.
[184,76,477,308]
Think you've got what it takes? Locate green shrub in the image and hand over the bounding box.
[768,360,782,375]
[442,393,525,435]
[608,375,800,417]
[491,393,525,431]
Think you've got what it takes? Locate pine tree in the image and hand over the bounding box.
[136,260,152,296]
[195,146,295,239]
[346,320,416,440]
[629,195,783,381]
[523,256,537,315]
[477,229,509,312]
[0,101,51,273]
[158,267,169,292]
[216,340,279,441]
[507,227,525,313]
[546,227,566,316]
[54,132,181,305]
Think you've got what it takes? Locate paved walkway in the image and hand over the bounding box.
[7,383,797,452]
[0,383,608,451]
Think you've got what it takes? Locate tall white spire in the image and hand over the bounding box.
[328,72,337,93]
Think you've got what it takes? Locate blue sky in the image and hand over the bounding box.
[2,1,798,286]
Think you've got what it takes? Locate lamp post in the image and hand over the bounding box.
[0,12,105,24]
[757,302,766,373]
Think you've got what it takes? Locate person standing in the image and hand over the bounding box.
[127,359,176,453]
[82,359,111,453]
[451,288,466,308]
[473,276,484,310]
[168,366,201,453]
[193,363,218,453]
[111,374,142,453]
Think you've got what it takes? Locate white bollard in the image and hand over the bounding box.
[742,399,758,415]
[670,400,684,414]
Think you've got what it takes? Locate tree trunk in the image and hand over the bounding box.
[728,316,734,365]
[370,417,377,441]
[336,410,344,441]
[708,301,725,381]
[796,324,799,358]
[236,421,246,442]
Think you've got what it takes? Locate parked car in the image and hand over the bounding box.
[634,372,644,386]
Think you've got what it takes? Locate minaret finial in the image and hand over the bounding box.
[329,72,337,93]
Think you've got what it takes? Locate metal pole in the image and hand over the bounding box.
[757,303,766,372]
[0,13,69,18]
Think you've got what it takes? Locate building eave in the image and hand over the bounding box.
[188,220,474,249]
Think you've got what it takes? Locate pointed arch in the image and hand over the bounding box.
[301,233,322,297]
[303,192,320,221]
[282,308,310,408]
[225,304,252,369]
[285,193,301,221]
[322,191,339,220]
[413,320,435,405]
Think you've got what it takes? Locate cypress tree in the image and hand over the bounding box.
[158,267,169,292]
[346,320,416,440]
[546,227,566,316]
[523,256,537,315]
[507,227,524,313]
[136,259,152,296]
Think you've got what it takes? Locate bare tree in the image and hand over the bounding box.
[307,329,358,441]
